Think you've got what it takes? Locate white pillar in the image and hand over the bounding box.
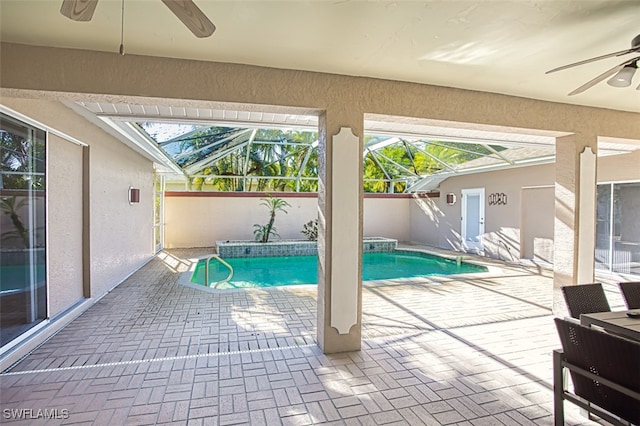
[553,134,597,315]
[317,111,363,353]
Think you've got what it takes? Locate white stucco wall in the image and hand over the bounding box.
[1,98,155,302]
[87,129,154,297]
[47,134,84,315]
[164,195,318,248]
[409,195,448,248]
[363,198,411,241]
[164,194,412,248]
[597,150,640,182]
[409,152,640,260]
[409,163,556,259]
[521,186,555,263]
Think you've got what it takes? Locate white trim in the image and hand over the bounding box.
[63,101,181,175]
[45,125,51,327]
[365,129,556,148]
[597,179,640,185]
[0,299,93,371]
[0,105,88,147]
[407,157,555,192]
[0,111,52,360]
[522,184,554,189]
[0,318,49,358]
[102,114,320,132]
[98,118,185,176]
[577,148,596,283]
[330,127,360,335]
[608,182,615,273]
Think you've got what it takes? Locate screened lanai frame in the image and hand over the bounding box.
[69,101,640,195]
[134,120,320,192]
[124,118,559,194]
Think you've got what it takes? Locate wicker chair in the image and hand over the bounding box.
[560,283,610,319]
[553,318,640,426]
[619,281,640,309]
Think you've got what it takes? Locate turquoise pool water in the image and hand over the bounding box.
[191,251,488,289]
[1,263,46,294]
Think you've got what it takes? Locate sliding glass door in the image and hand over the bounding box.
[0,113,47,348]
[595,182,640,276]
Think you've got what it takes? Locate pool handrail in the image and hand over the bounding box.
[204,255,234,289]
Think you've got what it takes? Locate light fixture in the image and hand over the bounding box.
[128,186,140,204]
[446,193,457,205]
[607,63,637,88]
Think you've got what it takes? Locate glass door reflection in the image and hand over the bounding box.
[0,113,47,348]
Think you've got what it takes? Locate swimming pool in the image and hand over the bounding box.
[1,263,46,295]
[190,250,488,289]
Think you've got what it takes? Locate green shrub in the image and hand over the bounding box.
[301,219,318,241]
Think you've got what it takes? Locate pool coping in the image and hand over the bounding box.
[215,237,398,258]
[176,247,503,293]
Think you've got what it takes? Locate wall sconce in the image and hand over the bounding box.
[128,186,140,204]
[446,193,457,205]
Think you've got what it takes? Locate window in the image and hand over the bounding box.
[595,182,640,275]
[0,112,47,349]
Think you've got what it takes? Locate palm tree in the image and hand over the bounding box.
[0,196,29,247]
[253,195,291,243]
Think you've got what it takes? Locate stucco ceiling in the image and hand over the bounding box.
[1,0,639,113]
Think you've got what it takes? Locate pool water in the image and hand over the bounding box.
[1,263,46,294]
[191,251,487,289]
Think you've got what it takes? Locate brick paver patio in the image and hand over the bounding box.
[0,246,628,425]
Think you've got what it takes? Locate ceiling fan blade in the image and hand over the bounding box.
[567,58,634,96]
[60,0,98,21]
[546,48,637,74]
[161,0,215,38]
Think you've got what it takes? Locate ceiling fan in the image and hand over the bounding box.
[60,0,215,38]
[546,33,640,96]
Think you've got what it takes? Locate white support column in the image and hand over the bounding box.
[553,134,598,316]
[317,111,363,354]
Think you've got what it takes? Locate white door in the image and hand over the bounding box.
[461,188,485,253]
